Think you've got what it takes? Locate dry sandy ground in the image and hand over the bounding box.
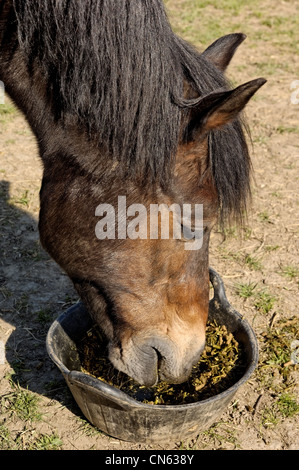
[0,0,298,451]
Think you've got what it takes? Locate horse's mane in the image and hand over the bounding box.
[12,0,251,225]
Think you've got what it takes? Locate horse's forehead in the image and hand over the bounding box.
[175,138,209,164]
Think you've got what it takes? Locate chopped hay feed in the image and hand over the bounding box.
[78,320,246,405]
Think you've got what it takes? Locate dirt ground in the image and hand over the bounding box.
[0,0,298,451]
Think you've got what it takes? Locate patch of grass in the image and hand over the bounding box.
[20,247,42,261]
[9,190,30,208]
[261,405,280,428]
[271,191,282,198]
[77,417,103,438]
[245,254,262,271]
[9,357,28,377]
[254,11,299,54]
[216,245,242,264]
[0,101,18,123]
[261,17,285,29]
[236,282,276,314]
[235,281,256,299]
[254,290,276,314]
[252,135,269,145]
[0,422,63,450]
[261,393,299,429]
[63,294,80,309]
[15,128,32,136]
[249,59,281,76]
[200,421,240,449]
[0,285,12,299]
[222,225,238,238]
[1,382,42,422]
[277,393,299,419]
[28,433,63,450]
[165,0,261,46]
[264,245,279,252]
[276,125,298,134]
[0,423,12,450]
[44,379,65,393]
[281,265,299,280]
[242,227,253,240]
[266,322,298,366]
[178,440,194,450]
[36,308,53,324]
[14,293,29,314]
[258,211,271,223]
[257,317,299,393]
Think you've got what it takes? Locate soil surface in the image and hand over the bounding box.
[0,0,298,451]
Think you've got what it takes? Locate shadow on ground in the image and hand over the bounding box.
[0,180,81,415]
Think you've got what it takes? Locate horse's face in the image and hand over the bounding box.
[96,80,265,386]
[71,79,264,387]
[96,140,218,387]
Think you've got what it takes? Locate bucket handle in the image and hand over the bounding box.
[209,267,231,310]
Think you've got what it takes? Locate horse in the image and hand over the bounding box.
[0,0,266,387]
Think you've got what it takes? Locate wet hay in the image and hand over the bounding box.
[78,320,247,405]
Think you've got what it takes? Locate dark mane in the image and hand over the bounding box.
[12,0,251,224]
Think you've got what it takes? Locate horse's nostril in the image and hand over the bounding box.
[153,347,163,374]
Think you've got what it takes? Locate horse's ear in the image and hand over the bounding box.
[186,78,266,140]
[202,33,246,71]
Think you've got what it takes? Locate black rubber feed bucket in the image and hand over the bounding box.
[46,268,258,444]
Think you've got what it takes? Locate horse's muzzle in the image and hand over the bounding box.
[108,334,205,386]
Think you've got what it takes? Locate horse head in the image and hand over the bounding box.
[0,1,266,386]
